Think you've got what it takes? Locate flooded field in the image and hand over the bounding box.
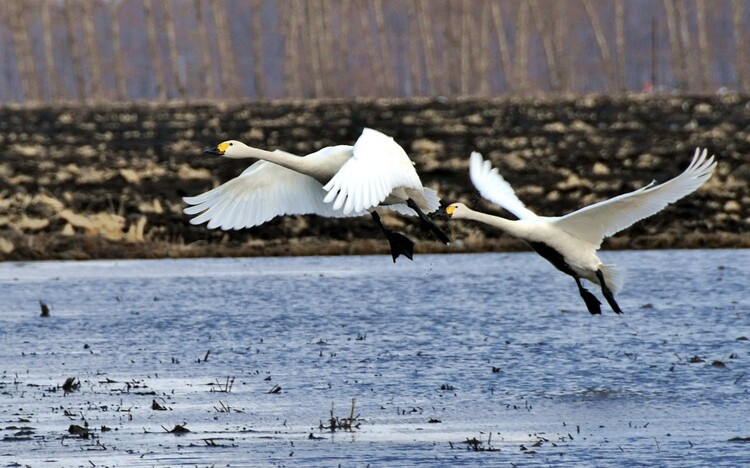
[1,250,749,466]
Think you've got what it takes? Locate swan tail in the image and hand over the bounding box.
[599,264,625,295]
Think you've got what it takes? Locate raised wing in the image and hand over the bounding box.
[552,148,716,248]
[184,158,363,230]
[469,152,537,220]
[323,128,422,214]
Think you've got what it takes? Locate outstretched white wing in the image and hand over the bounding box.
[184,159,363,230]
[469,152,538,220]
[323,128,422,214]
[552,148,716,248]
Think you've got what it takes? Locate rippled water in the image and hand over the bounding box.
[1,250,749,466]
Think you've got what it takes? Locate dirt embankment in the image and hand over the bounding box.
[0,95,748,261]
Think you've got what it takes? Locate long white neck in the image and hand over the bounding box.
[232,146,313,175]
[458,207,526,238]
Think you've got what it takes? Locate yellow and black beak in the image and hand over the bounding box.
[204,142,230,156]
[204,146,223,156]
[445,205,457,217]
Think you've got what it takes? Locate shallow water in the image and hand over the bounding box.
[1,250,749,466]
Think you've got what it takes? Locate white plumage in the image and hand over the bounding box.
[183,128,449,261]
[183,148,362,230]
[447,148,717,314]
[323,128,424,215]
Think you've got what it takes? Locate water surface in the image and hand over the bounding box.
[1,250,749,466]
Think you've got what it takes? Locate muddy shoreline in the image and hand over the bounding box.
[0,95,748,261]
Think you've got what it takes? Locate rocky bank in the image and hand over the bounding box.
[0,95,748,261]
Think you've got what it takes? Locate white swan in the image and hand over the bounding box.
[183,128,450,261]
[446,148,717,314]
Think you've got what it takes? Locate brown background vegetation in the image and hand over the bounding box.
[0,94,747,261]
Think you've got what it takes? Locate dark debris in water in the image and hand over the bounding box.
[320,398,361,432]
[267,384,282,394]
[162,423,190,434]
[450,435,498,452]
[61,377,79,393]
[68,424,90,438]
[151,399,168,411]
[39,300,50,317]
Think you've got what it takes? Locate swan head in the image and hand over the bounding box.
[204,140,248,159]
[445,203,469,219]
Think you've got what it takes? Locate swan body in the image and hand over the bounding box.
[447,148,717,314]
[184,128,449,261]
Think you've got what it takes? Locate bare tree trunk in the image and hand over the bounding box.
[416,0,439,94]
[64,0,86,101]
[515,1,530,93]
[82,0,103,101]
[8,0,42,101]
[281,0,294,97]
[675,0,694,91]
[306,0,325,97]
[552,1,573,92]
[144,0,167,100]
[373,0,394,93]
[320,0,337,95]
[3,1,28,101]
[615,0,626,93]
[651,16,658,91]
[663,0,688,91]
[211,0,239,99]
[194,0,215,99]
[339,0,352,96]
[732,0,747,92]
[250,0,264,98]
[163,0,185,98]
[490,1,513,93]
[663,0,680,89]
[460,0,471,95]
[406,0,422,96]
[110,1,128,100]
[358,0,382,95]
[284,0,304,97]
[444,0,460,94]
[530,0,561,92]
[695,0,711,92]
[477,1,490,95]
[41,1,59,101]
[581,0,616,92]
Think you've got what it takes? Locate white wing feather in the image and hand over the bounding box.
[183,160,363,230]
[469,152,538,220]
[377,187,441,216]
[323,128,423,214]
[552,148,716,248]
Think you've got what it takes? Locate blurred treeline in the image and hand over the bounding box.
[1,0,748,103]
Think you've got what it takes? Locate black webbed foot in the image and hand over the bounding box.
[371,211,415,263]
[384,230,414,263]
[406,199,451,245]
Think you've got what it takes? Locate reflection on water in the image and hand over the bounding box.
[1,250,749,466]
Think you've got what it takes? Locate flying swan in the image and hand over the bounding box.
[445,148,716,314]
[183,128,450,261]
